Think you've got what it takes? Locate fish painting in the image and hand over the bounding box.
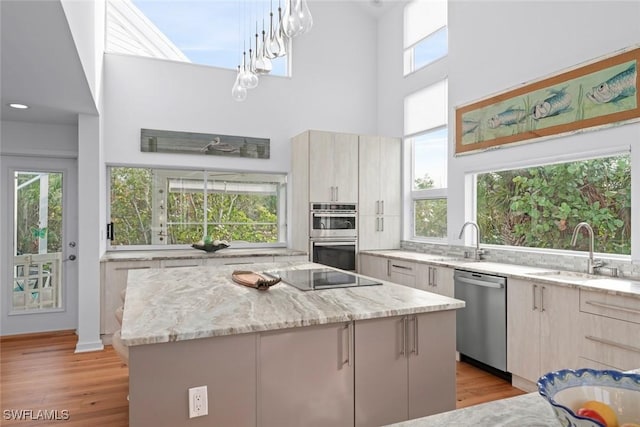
[586,63,637,104]
[462,120,479,135]
[531,87,572,119]
[487,107,526,129]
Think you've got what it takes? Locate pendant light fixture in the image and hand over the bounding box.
[232,0,312,101]
[283,0,313,38]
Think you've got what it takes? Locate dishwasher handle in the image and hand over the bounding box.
[456,276,504,289]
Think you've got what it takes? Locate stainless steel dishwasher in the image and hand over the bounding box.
[454,269,507,372]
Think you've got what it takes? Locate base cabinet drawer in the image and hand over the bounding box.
[579,289,640,324]
[579,312,640,371]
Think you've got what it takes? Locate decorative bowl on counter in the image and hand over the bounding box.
[191,240,229,252]
[538,368,640,427]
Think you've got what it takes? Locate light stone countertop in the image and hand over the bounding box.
[101,247,306,262]
[361,250,640,298]
[120,261,465,346]
[388,369,640,427]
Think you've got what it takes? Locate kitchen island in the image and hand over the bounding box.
[121,261,465,427]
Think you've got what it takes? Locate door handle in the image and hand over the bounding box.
[411,316,419,355]
[540,286,546,312]
[381,200,384,215]
[342,323,353,367]
[400,317,408,357]
[64,254,77,262]
[532,284,538,311]
[68,241,76,248]
[376,200,380,215]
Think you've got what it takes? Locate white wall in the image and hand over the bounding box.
[103,1,379,173]
[378,1,640,255]
[61,0,106,107]
[0,121,78,157]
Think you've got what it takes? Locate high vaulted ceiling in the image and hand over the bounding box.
[1,0,97,125]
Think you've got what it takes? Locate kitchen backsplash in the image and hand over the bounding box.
[400,241,640,279]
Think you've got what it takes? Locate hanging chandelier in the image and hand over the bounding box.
[231,0,313,101]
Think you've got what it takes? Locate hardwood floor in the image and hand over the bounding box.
[1,331,524,426]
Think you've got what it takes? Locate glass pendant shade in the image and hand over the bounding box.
[239,52,258,89]
[256,31,273,74]
[283,0,313,38]
[246,49,259,89]
[268,6,286,57]
[232,66,247,102]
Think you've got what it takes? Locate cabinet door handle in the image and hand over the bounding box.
[400,317,409,357]
[376,200,380,215]
[427,267,432,286]
[381,217,384,231]
[376,217,380,232]
[432,267,438,287]
[335,186,339,201]
[392,264,412,271]
[411,316,419,355]
[343,323,354,367]
[585,335,640,354]
[586,300,640,315]
[532,284,538,311]
[540,286,546,312]
[387,259,391,277]
[381,200,384,215]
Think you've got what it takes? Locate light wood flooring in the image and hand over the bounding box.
[1,331,524,426]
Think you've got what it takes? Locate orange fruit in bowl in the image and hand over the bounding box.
[582,400,619,427]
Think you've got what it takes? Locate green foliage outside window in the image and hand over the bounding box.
[476,155,630,254]
[413,173,447,239]
[109,167,281,246]
[15,172,63,255]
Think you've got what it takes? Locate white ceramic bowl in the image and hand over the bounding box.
[538,369,640,427]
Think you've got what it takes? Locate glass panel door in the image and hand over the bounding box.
[2,156,78,335]
[12,171,64,311]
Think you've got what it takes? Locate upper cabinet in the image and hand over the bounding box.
[358,135,401,250]
[308,131,359,203]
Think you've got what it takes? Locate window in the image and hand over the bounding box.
[403,0,447,75]
[405,80,448,239]
[106,0,289,76]
[476,154,631,255]
[108,167,287,248]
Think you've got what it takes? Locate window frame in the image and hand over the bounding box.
[403,0,448,76]
[106,165,288,251]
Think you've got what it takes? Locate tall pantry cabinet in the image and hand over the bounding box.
[358,135,401,251]
[290,130,401,253]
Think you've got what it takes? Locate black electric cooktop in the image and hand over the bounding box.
[265,268,382,291]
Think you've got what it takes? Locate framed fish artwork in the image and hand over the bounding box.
[140,128,270,159]
[455,45,639,155]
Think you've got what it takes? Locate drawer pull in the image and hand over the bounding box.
[392,264,412,271]
[585,300,640,316]
[585,335,640,354]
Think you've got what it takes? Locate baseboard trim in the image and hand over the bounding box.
[511,375,537,393]
[0,329,76,342]
[75,340,105,353]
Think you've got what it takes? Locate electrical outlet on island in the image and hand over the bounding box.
[188,385,208,418]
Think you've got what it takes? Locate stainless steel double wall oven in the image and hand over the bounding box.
[309,203,357,271]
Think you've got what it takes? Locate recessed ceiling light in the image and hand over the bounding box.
[8,103,29,109]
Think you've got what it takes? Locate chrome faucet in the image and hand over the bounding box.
[571,222,603,274]
[458,221,485,261]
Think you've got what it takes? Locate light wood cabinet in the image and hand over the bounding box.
[354,311,456,426]
[259,323,354,427]
[358,135,401,250]
[577,290,640,370]
[358,254,416,287]
[415,264,454,297]
[101,260,160,336]
[290,130,359,252]
[308,131,359,203]
[507,278,580,390]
